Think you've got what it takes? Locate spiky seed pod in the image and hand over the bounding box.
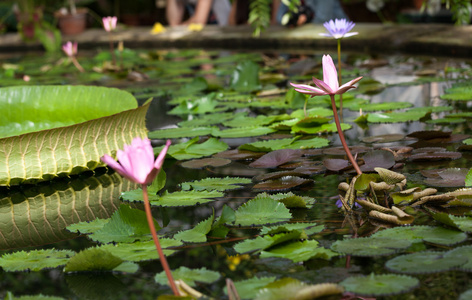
[374,167,406,185]
[412,194,455,207]
[445,188,472,197]
[412,188,438,200]
[391,206,414,224]
[398,187,421,195]
[357,199,393,213]
[370,181,395,192]
[294,283,344,300]
[369,210,403,225]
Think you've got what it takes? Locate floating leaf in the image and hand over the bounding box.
[155,266,220,287]
[212,126,275,138]
[99,238,182,262]
[385,251,467,274]
[372,225,467,246]
[240,137,329,152]
[348,101,413,112]
[88,204,160,244]
[0,249,75,272]
[3,293,65,300]
[253,176,312,192]
[174,214,214,243]
[255,192,316,209]
[180,157,231,169]
[159,137,228,160]
[331,237,412,257]
[459,289,472,300]
[66,218,110,235]
[423,168,467,187]
[223,115,279,128]
[230,61,261,92]
[340,274,419,297]
[291,122,351,135]
[360,150,396,172]
[0,86,148,185]
[444,245,472,272]
[64,248,132,273]
[148,127,215,139]
[441,83,472,101]
[260,222,323,236]
[367,109,427,123]
[233,197,292,226]
[149,190,224,207]
[229,277,276,300]
[255,278,343,300]
[260,240,338,263]
[168,94,221,115]
[249,149,302,168]
[234,231,303,254]
[180,177,252,192]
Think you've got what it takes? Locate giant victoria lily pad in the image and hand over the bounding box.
[0,85,149,186]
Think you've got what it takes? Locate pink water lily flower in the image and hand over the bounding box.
[290,55,362,96]
[102,16,117,32]
[101,138,171,185]
[319,18,358,39]
[62,41,77,57]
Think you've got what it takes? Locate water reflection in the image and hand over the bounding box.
[0,172,136,249]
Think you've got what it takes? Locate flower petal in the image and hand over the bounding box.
[312,77,334,94]
[322,55,339,91]
[154,140,172,170]
[101,154,129,178]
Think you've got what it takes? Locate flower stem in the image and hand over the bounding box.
[71,57,84,73]
[108,33,116,66]
[142,185,180,296]
[337,39,343,121]
[329,95,362,175]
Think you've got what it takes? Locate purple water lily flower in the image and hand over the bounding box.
[290,55,362,96]
[101,137,171,185]
[319,18,358,39]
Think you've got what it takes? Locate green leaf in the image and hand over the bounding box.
[168,94,221,115]
[64,248,124,272]
[228,277,276,300]
[159,137,228,160]
[222,115,279,128]
[385,251,468,274]
[255,192,316,209]
[155,266,220,287]
[331,237,412,257]
[441,83,472,101]
[340,274,419,297]
[230,61,261,92]
[260,240,338,262]
[0,249,75,272]
[260,222,324,236]
[212,126,276,138]
[234,197,292,226]
[0,86,149,185]
[240,137,329,152]
[291,122,351,135]
[234,231,303,254]
[180,177,252,192]
[150,190,224,207]
[88,204,160,244]
[348,101,413,112]
[459,289,472,300]
[444,245,472,272]
[174,214,214,243]
[148,127,215,139]
[66,218,110,234]
[372,225,467,246]
[4,293,65,300]
[99,238,182,262]
[367,110,427,123]
[465,167,472,186]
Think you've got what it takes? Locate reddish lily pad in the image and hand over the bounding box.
[409,151,461,162]
[362,134,404,143]
[323,146,370,156]
[214,149,265,160]
[254,165,322,182]
[423,168,468,187]
[323,158,351,172]
[253,176,313,192]
[249,149,303,168]
[180,158,231,169]
[360,150,395,172]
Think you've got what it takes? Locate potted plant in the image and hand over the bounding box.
[13,0,61,52]
[55,0,88,35]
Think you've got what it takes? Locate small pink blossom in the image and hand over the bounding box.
[101,138,171,185]
[290,55,362,96]
[102,16,117,32]
[23,75,30,82]
[62,41,77,57]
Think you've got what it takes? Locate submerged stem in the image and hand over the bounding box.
[329,94,362,175]
[108,33,116,66]
[142,185,180,296]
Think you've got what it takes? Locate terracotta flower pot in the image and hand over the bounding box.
[55,8,88,35]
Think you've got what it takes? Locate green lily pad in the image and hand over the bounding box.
[0,249,75,272]
[233,197,292,226]
[234,231,303,254]
[157,137,228,160]
[174,214,214,243]
[385,251,467,274]
[64,248,137,273]
[372,225,467,246]
[240,137,329,152]
[331,237,412,257]
[444,245,472,272]
[340,274,419,297]
[228,277,276,300]
[148,127,215,139]
[149,190,224,207]
[99,238,182,262]
[260,240,338,263]
[155,266,220,287]
[180,177,252,191]
[212,126,276,138]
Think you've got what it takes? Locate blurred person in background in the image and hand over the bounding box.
[166,0,231,26]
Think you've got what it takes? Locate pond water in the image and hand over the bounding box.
[1,48,472,299]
